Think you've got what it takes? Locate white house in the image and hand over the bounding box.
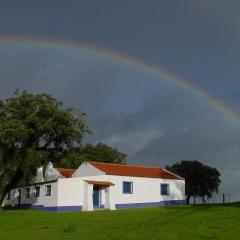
[4,161,185,211]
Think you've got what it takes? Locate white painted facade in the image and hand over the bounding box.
[4,161,185,211]
[34,162,64,182]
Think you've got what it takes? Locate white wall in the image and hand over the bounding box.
[57,178,83,207]
[79,175,185,205]
[5,182,58,208]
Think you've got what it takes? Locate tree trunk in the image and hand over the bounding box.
[0,169,24,207]
[186,195,191,204]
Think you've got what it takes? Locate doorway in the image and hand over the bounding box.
[92,185,101,207]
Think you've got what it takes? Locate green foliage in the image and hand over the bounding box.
[166,160,221,203]
[0,205,240,240]
[58,143,127,168]
[0,91,89,203]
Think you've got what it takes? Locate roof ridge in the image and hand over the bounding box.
[88,161,165,170]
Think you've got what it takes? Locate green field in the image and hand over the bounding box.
[0,205,239,240]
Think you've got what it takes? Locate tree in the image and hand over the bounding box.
[57,143,127,168]
[166,160,221,204]
[0,91,89,206]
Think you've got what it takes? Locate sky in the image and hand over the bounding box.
[0,0,240,202]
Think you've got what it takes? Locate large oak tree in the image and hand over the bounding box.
[0,91,89,206]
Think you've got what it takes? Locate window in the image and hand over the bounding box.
[6,192,11,200]
[161,184,169,195]
[34,186,40,198]
[45,185,51,196]
[123,181,133,194]
[25,188,30,198]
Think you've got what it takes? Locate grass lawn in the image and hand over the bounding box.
[0,204,239,240]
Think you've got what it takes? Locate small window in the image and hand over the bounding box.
[34,186,40,198]
[25,188,30,198]
[45,185,51,196]
[123,181,133,194]
[6,192,11,200]
[161,184,169,195]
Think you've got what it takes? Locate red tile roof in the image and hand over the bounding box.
[84,180,115,186]
[56,168,76,178]
[89,162,183,180]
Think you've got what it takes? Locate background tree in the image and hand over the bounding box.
[197,164,221,204]
[58,143,127,168]
[166,160,221,204]
[0,91,89,206]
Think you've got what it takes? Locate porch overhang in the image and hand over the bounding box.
[84,180,115,186]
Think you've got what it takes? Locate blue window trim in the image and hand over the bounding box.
[123,181,133,194]
[160,184,170,196]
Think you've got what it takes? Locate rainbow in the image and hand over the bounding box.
[0,36,239,123]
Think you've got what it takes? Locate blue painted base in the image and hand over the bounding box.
[16,200,184,212]
[19,204,82,212]
[115,200,185,209]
